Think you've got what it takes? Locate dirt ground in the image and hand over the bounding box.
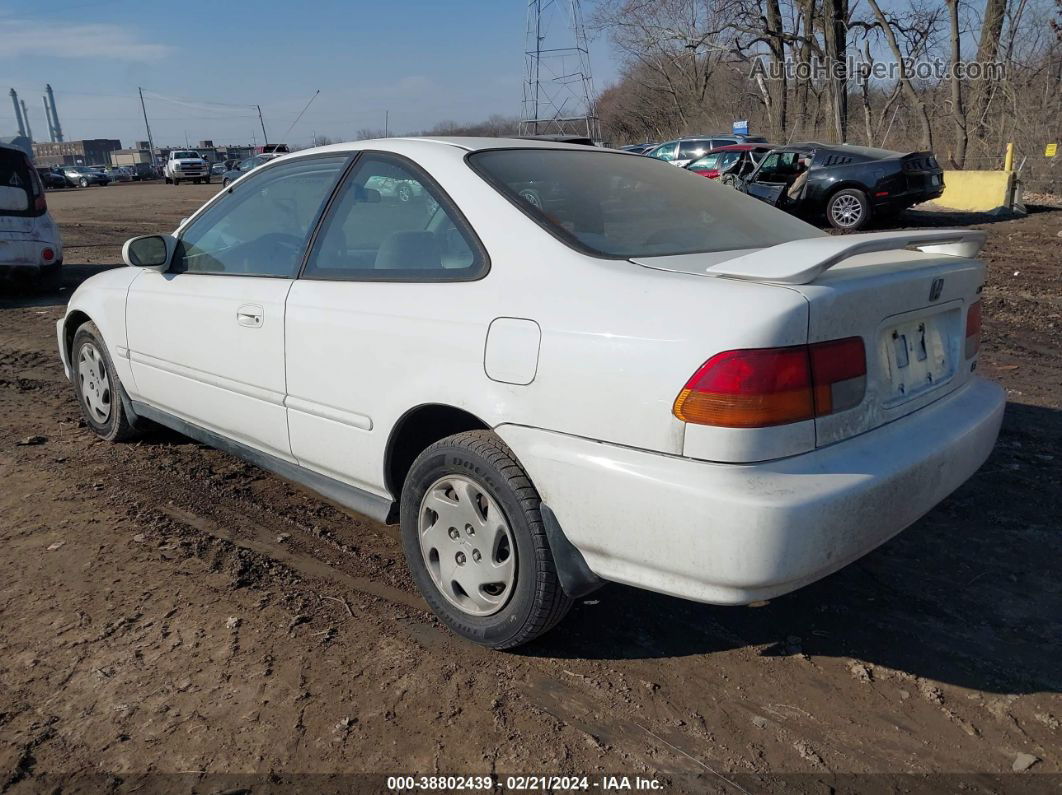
[1,182,1059,792]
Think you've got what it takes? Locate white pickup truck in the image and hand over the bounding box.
[163,150,210,185]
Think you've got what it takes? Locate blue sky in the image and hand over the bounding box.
[2,0,619,148]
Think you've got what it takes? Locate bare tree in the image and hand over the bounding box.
[864,0,935,149]
[970,0,1010,143]
[946,0,969,166]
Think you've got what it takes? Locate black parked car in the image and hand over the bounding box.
[734,143,944,230]
[35,167,69,189]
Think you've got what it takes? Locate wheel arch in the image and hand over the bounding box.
[62,309,93,365]
[384,403,491,501]
[822,179,871,203]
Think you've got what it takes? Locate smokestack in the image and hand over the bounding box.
[45,83,63,142]
[43,96,55,142]
[9,89,27,137]
[20,100,32,142]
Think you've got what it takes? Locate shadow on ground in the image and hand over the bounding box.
[0,263,121,309]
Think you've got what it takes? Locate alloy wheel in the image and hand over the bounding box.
[831,194,864,227]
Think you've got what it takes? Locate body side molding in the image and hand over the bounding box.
[131,401,396,524]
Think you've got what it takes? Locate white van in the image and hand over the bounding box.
[0,142,63,290]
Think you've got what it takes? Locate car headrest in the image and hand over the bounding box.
[375,231,443,270]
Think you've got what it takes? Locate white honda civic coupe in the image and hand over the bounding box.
[57,137,1004,648]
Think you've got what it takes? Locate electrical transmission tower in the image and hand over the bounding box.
[520,0,599,141]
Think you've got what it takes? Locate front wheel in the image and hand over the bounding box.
[826,188,870,230]
[400,431,572,649]
[173,178,180,186]
[71,321,140,443]
[79,177,89,188]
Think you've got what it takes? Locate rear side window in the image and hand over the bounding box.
[302,153,486,282]
[0,148,42,217]
[648,142,677,161]
[677,140,711,160]
[469,148,822,258]
[172,155,347,277]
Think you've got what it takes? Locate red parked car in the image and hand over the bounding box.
[685,144,775,181]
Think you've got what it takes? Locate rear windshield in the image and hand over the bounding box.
[468,148,822,258]
[0,148,41,217]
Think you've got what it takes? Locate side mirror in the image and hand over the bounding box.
[122,235,172,271]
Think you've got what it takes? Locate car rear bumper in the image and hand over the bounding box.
[0,240,62,278]
[498,377,1004,605]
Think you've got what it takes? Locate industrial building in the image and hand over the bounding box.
[32,139,122,167]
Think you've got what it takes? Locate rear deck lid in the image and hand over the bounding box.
[633,230,986,448]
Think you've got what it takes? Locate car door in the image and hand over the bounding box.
[125,154,348,459]
[743,152,794,206]
[284,152,488,496]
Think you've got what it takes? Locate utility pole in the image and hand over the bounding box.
[138,87,156,165]
[256,105,268,147]
[533,0,541,134]
[384,110,389,137]
[519,0,599,140]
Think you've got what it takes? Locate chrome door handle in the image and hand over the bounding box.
[237,304,264,328]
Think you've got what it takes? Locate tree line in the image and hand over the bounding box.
[592,0,1060,188]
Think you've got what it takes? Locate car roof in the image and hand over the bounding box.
[299,136,632,157]
[708,143,775,152]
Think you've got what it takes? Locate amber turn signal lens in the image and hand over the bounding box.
[673,338,866,428]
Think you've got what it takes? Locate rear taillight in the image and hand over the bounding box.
[965,301,982,359]
[809,337,867,416]
[673,337,866,428]
[41,247,55,263]
[34,193,47,213]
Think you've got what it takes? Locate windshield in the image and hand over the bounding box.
[468,148,823,258]
[173,151,200,159]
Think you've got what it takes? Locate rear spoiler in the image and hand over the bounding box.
[707,229,986,285]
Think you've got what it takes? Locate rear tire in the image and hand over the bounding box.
[71,321,140,443]
[826,188,870,230]
[400,430,573,649]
